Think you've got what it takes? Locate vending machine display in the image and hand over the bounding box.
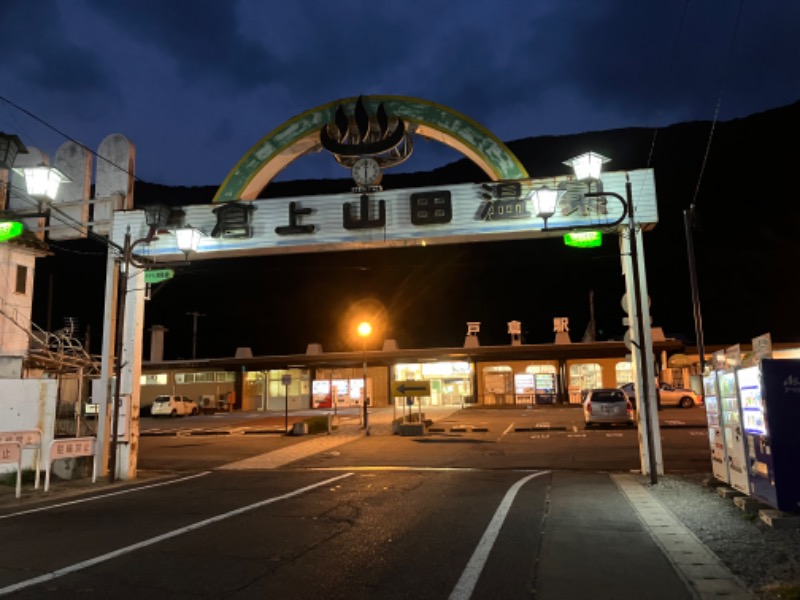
[738,359,800,512]
[703,371,729,484]
[718,370,750,494]
[534,373,557,404]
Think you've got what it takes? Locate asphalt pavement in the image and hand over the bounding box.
[0,405,758,599]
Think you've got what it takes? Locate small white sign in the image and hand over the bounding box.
[752,333,773,361]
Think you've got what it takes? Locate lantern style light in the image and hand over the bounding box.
[17,164,70,201]
[531,186,564,228]
[0,133,27,170]
[563,152,610,181]
[175,226,203,255]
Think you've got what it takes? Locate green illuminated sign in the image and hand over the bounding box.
[564,231,602,248]
[0,221,24,242]
[144,268,175,284]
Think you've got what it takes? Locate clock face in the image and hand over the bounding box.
[352,158,382,187]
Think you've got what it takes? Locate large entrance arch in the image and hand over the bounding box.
[213,95,529,202]
[97,95,662,482]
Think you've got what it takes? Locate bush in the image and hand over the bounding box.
[1,468,36,486]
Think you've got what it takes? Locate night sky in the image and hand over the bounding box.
[2,1,797,185]
[3,1,799,359]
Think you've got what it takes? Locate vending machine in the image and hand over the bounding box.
[702,371,729,484]
[717,370,750,494]
[534,373,557,404]
[737,359,800,512]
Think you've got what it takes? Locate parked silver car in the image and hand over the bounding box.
[619,382,701,409]
[582,388,635,428]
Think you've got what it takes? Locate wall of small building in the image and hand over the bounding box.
[0,245,39,362]
[0,379,58,474]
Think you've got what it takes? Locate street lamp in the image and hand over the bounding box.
[108,215,199,483]
[357,320,371,432]
[17,164,70,201]
[175,225,203,255]
[529,186,563,229]
[562,151,610,181]
[0,133,27,170]
[533,153,659,484]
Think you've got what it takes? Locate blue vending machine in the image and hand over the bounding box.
[737,358,800,512]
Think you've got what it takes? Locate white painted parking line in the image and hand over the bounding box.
[0,473,354,596]
[449,471,550,600]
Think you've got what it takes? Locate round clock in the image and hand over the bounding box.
[351,157,382,187]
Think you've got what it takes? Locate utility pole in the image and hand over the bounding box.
[186,311,206,359]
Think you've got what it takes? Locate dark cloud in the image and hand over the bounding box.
[1,0,796,185]
[0,0,112,95]
[84,0,281,89]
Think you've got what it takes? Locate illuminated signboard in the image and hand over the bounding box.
[0,221,24,242]
[563,231,602,248]
[110,169,657,262]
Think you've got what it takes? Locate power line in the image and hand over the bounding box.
[689,0,745,209]
[0,94,141,183]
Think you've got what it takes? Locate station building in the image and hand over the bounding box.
[140,323,687,413]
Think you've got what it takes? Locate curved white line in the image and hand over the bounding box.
[449,470,550,600]
[0,472,353,596]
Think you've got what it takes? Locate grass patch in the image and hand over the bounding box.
[1,468,37,486]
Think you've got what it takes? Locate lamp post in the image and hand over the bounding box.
[108,228,159,483]
[357,321,371,432]
[108,218,202,483]
[533,154,659,484]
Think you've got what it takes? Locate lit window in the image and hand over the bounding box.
[569,363,603,389]
[615,362,633,386]
[140,373,168,385]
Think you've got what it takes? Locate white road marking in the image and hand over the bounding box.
[497,422,515,441]
[0,472,212,521]
[0,472,353,596]
[449,470,550,600]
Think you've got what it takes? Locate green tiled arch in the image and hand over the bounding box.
[213,95,528,202]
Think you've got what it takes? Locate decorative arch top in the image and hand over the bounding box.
[213,95,528,202]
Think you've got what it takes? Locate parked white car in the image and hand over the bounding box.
[151,395,199,417]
